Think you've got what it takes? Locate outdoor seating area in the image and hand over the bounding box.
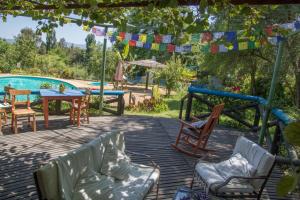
[0,116,298,200]
[1,1,300,200]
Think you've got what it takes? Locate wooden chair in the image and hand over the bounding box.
[10,89,36,134]
[0,86,14,132]
[171,103,224,157]
[70,89,91,124]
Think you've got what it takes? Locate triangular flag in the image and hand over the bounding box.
[122,40,129,45]
[167,44,176,52]
[116,36,123,41]
[139,34,147,43]
[210,43,219,54]
[110,36,116,43]
[131,34,139,41]
[264,25,273,36]
[154,35,163,43]
[213,32,224,40]
[248,41,255,49]
[219,44,228,52]
[144,43,152,49]
[125,33,132,41]
[191,34,200,43]
[129,40,136,47]
[255,41,261,48]
[295,21,300,30]
[147,35,154,43]
[151,43,159,51]
[119,32,126,39]
[238,42,248,50]
[200,44,210,53]
[191,45,200,53]
[159,43,167,52]
[175,45,183,53]
[136,41,144,48]
[224,32,237,42]
[182,45,192,53]
[201,32,213,43]
[162,35,172,43]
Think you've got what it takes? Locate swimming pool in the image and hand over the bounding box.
[89,82,108,86]
[0,76,77,101]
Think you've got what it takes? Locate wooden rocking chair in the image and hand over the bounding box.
[171,103,224,157]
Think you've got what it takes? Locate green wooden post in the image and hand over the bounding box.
[258,40,285,144]
[99,26,108,111]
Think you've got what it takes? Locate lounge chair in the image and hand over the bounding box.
[191,136,276,199]
[171,103,224,157]
[34,131,160,200]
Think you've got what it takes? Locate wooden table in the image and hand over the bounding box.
[40,89,84,128]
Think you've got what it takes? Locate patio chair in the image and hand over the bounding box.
[190,136,276,199]
[70,89,91,124]
[171,103,224,157]
[0,85,14,127]
[10,89,36,134]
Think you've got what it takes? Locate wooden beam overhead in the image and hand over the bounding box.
[0,0,300,11]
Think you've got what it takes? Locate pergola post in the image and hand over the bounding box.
[99,26,108,111]
[258,40,285,144]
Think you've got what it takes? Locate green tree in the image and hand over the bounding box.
[15,28,40,68]
[85,34,96,75]
[46,29,57,52]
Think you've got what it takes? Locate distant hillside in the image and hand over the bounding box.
[1,38,85,49]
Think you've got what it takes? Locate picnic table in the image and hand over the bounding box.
[40,89,84,128]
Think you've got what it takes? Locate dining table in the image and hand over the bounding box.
[40,89,85,128]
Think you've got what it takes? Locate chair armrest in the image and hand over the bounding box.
[191,116,200,122]
[214,175,268,193]
[125,150,160,170]
[178,119,199,132]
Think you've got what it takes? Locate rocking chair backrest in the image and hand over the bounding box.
[200,103,224,140]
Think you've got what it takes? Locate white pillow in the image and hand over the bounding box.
[191,120,207,129]
[214,153,256,180]
[100,142,131,180]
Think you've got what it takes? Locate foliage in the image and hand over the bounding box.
[276,122,300,196]
[40,82,52,89]
[129,97,168,113]
[155,55,195,95]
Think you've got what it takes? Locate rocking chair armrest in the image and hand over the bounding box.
[214,175,268,193]
[178,119,199,132]
[191,116,200,121]
[125,150,160,169]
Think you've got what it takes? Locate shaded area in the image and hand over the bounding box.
[0,116,298,199]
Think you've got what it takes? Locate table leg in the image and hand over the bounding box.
[77,98,82,127]
[43,98,49,128]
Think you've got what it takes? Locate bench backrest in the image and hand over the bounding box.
[232,136,275,190]
[34,131,124,200]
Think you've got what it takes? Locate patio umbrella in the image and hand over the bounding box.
[126,59,166,89]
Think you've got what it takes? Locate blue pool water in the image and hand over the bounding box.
[89,82,108,86]
[0,76,77,101]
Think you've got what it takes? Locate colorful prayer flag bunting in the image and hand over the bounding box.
[119,32,126,39]
[144,43,152,49]
[132,34,139,41]
[175,46,182,53]
[225,32,237,42]
[125,33,132,41]
[147,35,154,43]
[191,34,200,43]
[182,45,192,53]
[136,41,144,48]
[219,44,228,52]
[213,32,224,40]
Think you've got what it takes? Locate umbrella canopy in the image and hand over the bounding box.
[127,59,166,68]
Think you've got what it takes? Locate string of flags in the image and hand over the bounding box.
[91,20,300,54]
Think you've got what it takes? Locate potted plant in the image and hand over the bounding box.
[59,83,65,93]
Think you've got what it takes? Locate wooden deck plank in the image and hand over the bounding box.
[0,116,298,199]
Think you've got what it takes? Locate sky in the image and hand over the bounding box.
[0,16,109,45]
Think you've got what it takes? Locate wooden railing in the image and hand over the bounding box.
[180,86,299,165]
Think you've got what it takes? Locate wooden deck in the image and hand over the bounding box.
[0,116,298,199]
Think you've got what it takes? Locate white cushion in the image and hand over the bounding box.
[191,120,207,129]
[196,161,255,193]
[232,136,275,190]
[215,153,256,180]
